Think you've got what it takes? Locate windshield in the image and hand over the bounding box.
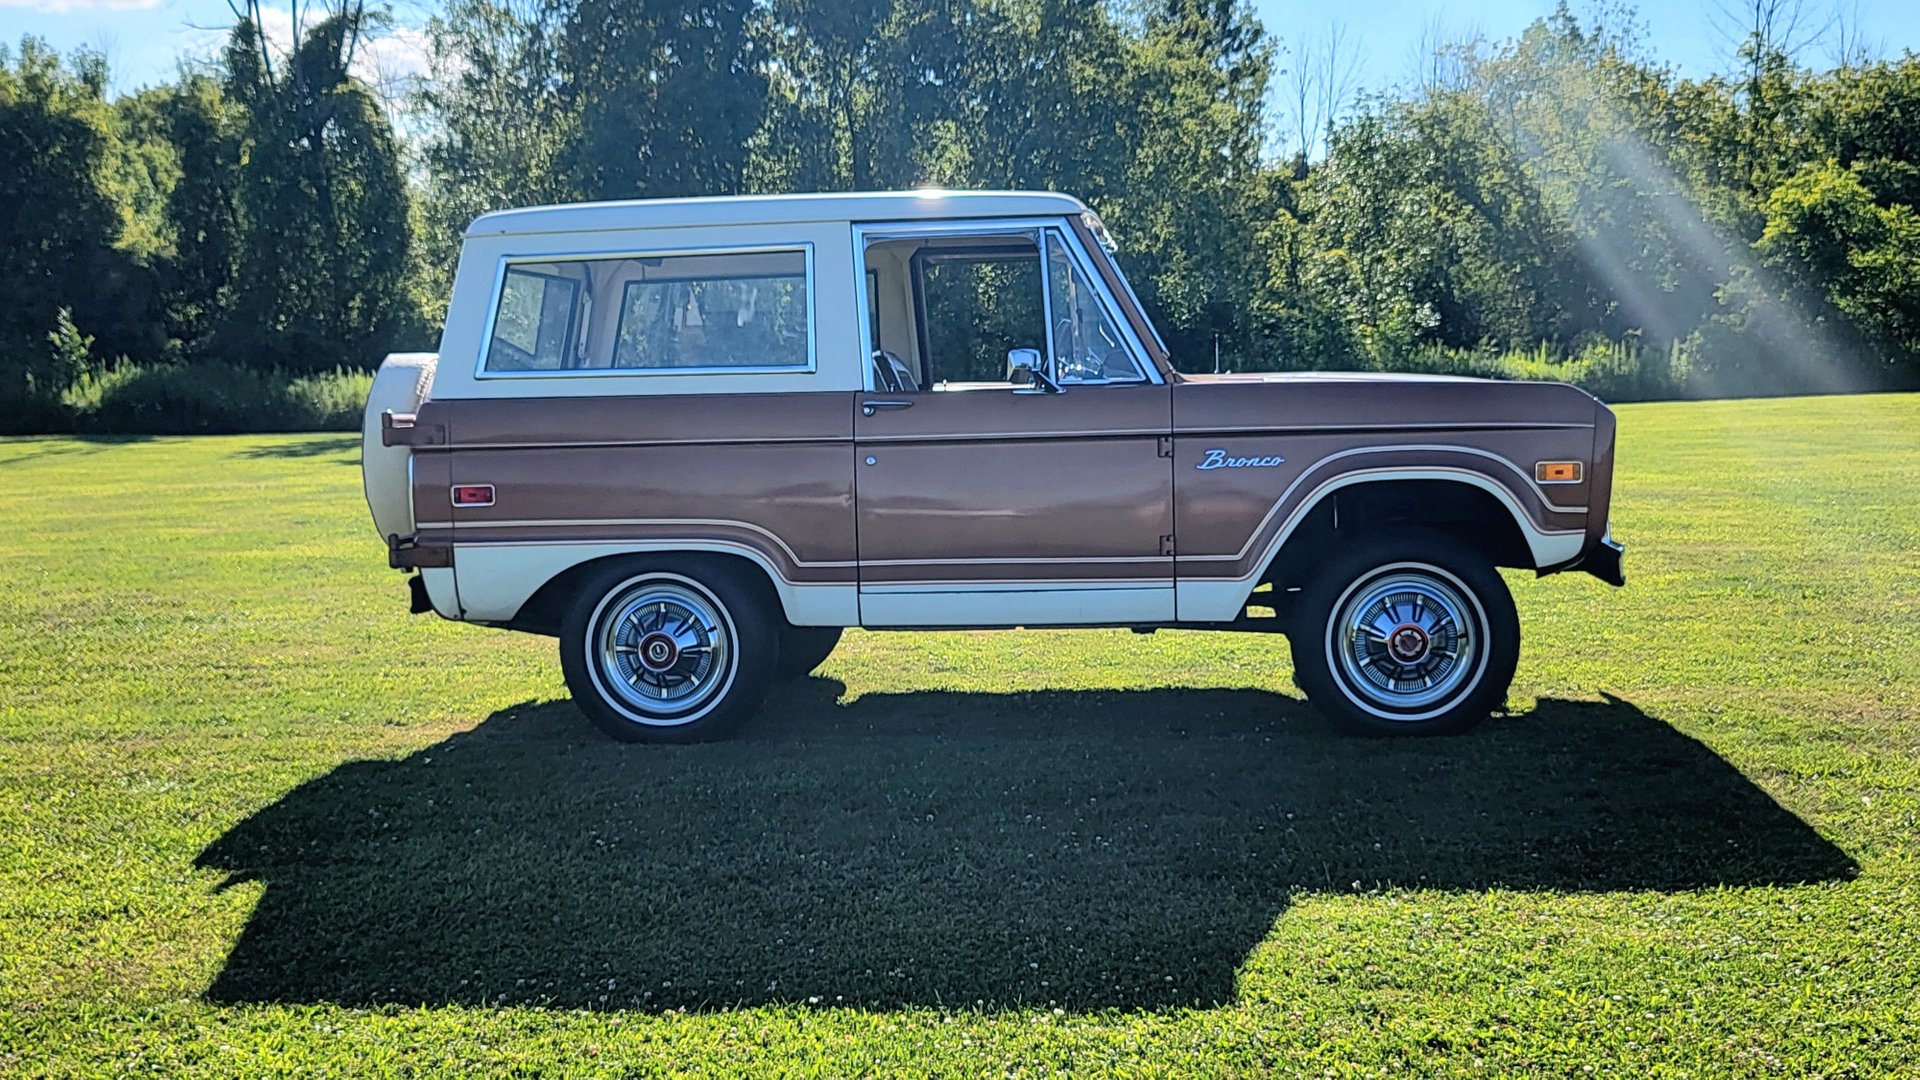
[1079,212,1168,357]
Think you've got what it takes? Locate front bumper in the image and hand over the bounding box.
[1580,535,1626,587]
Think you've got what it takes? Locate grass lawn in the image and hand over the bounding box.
[2,393,1917,1076]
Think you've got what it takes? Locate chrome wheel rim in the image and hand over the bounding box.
[594,581,732,722]
[1330,570,1481,714]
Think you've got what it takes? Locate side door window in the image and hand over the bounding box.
[863,230,1046,392]
[859,225,1154,392]
[919,243,1045,385]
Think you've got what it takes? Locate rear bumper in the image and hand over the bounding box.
[387,531,453,569]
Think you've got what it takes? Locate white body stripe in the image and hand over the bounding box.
[442,469,1584,629]
[858,584,1174,627]
[453,542,858,626]
[421,517,854,569]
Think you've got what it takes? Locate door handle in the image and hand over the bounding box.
[862,400,914,415]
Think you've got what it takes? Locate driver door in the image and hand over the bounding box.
[852,222,1174,627]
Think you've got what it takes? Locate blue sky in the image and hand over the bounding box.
[0,0,438,96]
[1251,0,1920,94]
[2,0,1917,101]
[3,1,260,91]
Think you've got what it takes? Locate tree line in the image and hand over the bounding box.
[4,0,1918,432]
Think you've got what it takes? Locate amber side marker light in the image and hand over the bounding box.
[1535,461,1582,484]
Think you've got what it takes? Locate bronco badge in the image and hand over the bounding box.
[1197,448,1286,470]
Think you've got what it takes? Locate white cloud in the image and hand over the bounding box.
[355,22,430,96]
[246,6,431,95]
[0,0,162,10]
[176,5,432,118]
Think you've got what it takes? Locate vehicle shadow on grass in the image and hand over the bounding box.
[233,434,359,461]
[197,687,1855,1012]
[0,434,156,465]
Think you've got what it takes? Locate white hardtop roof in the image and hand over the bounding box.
[466,189,1092,237]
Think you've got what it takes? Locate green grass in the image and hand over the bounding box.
[2,394,1918,1075]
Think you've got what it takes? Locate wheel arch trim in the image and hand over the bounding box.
[454,539,858,627]
[1175,468,1584,622]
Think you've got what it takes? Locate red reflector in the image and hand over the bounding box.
[452,485,495,507]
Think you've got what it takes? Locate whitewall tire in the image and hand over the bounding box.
[559,559,776,742]
[1289,531,1519,735]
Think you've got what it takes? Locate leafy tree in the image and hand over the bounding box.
[1758,159,1920,380]
[140,75,245,361]
[0,39,156,425]
[44,308,96,388]
[418,0,770,276]
[558,0,767,200]
[219,4,427,372]
[762,0,895,189]
[1809,54,1920,207]
[12,0,1920,422]
[1110,0,1275,365]
[415,0,582,286]
[108,86,184,268]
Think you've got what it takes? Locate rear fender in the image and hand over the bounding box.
[361,352,440,544]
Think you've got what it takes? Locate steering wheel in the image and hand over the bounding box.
[1055,317,1124,382]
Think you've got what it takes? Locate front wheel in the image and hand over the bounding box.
[559,559,776,742]
[1288,531,1519,736]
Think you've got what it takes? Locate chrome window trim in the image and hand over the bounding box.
[1079,211,1169,357]
[473,242,818,380]
[1038,228,1058,383]
[850,218,1162,392]
[849,224,877,392]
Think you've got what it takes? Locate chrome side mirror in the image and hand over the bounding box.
[1007,347,1061,393]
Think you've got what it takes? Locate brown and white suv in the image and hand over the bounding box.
[363,190,1624,741]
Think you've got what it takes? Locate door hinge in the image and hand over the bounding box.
[1159,534,1176,557]
[1157,435,1173,459]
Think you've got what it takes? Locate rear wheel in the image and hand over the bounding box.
[775,625,842,681]
[559,559,776,742]
[1289,531,1518,735]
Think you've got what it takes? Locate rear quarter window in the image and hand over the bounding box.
[480,246,814,376]
[487,269,579,371]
